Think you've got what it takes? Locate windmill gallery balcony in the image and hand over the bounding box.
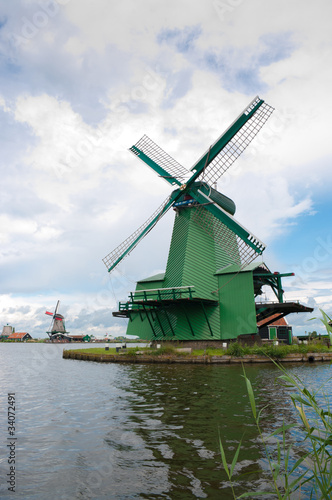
[116,286,218,311]
[113,286,219,338]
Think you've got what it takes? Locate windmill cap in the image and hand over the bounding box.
[194,181,236,215]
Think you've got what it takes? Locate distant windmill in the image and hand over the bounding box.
[45,301,69,340]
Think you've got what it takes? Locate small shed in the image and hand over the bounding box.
[69,335,85,342]
[258,315,292,344]
[7,332,33,342]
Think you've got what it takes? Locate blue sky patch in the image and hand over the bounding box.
[158,29,296,95]
[0,17,7,30]
[157,25,201,53]
[258,32,296,66]
[161,68,193,108]
[201,33,296,94]
[203,49,267,94]
[0,107,36,165]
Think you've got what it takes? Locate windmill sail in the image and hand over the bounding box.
[191,97,274,186]
[103,96,273,275]
[130,135,189,186]
[102,193,176,273]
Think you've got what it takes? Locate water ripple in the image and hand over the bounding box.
[0,344,331,498]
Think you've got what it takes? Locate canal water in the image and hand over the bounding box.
[0,343,331,499]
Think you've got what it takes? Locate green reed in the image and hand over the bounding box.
[220,363,332,498]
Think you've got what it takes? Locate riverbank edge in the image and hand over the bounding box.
[63,350,332,364]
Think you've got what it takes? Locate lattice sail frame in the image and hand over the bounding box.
[103,97,274,274]
[192,204,264,268]
[130,135,189,183]
[102,194,173,272]
[195,100,274,186]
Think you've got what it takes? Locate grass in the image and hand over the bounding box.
[65,341,332,361]
[66,347,118,355]
[192,348,227,356]
[193,341,331,359]
[226,341,331,358]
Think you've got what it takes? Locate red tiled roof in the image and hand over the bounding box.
[257,315,289,327]
[7,332,31,339]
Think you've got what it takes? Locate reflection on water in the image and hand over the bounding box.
[0,344,331,499]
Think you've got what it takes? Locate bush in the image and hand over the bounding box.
[259,344,290,359]
[148,345,177,356]
[226,342,250,357]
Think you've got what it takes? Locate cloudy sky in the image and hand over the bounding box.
[0,0,331,338]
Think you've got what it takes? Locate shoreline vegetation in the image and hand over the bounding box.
[220,363,332,499]
[63,341,332,364]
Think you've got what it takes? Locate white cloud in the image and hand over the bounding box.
[1,0,332,337]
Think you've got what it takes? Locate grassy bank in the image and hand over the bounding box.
[64,340,332,363]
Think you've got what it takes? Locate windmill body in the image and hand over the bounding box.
[105,97,313,342]
[45,301,70,340]
[124,185,257,340]
[51,315,66,334]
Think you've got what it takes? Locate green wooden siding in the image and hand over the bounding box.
[217,271,257,340]
[163,207,221,338]
[124,205,258,341]
[126,312,154,338]
[162,212,187,289]
[136,278,165,292]
[163,206,237,298]
[165,208,219,298]
[126,302,219,341]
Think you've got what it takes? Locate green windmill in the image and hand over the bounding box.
[103,97,312,343]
